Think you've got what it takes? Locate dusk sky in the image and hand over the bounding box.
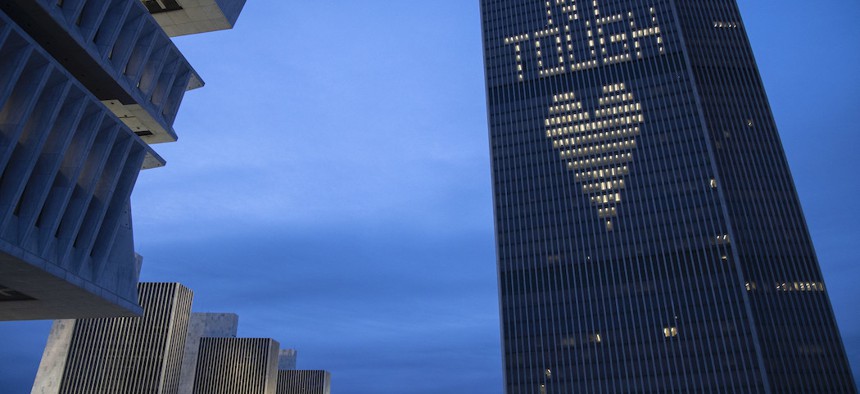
[2,1,859,393]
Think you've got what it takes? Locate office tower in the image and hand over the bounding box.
[276,371,331,394]
[0,0,244,320]
[193,337,280,394]
[179,312,240,394]
[31,282,193,394]
[279,348,298,370]
[479,1,857,393]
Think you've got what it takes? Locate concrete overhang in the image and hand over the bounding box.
[143,0,247,37]
[0,248,143,320]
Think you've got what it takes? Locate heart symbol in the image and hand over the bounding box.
[544,83,643,229]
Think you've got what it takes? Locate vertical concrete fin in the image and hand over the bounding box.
[31,319,77,394]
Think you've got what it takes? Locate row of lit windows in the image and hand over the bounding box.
[599,92,634,105]
[567,152,634,170]
[559,139,637,159]
[569,59,600,71]
[549,127,641,147]
[603,83,626,93]
[534,27,560,38]
[553,326,678,348]
[713,21,739,29]
[573,165,629,182]
[741,281,827,293]
[504,34,530,44]
[552,91,576,103]
[609,32,627,43]
[546,111,589,126]
[596,13,625,26]
[545,114,644,134]
[594,103,641,118]
[776,282,825,292]
[603,53,634,64]
[713,234,730,245]
[597,206,617,218]
[589,192,622,206]
[548,101,584,114]
[631,26,661,38]
[536,52,651,76]
[538,66,566,77]
[582,179,625,194]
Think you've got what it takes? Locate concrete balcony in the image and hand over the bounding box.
[0,10,163,320]
[0,0,203,144]
[142,0,247,37]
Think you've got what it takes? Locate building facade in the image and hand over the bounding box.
[479,0,857,393]
[179,312,240,394]
[193,337,280,394]
[31,282,193,394]
[279,348,298,371]
[0,0,244,320]
[276,370,331,394]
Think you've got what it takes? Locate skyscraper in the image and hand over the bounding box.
[31,282,193,394]
[479,1,857,393]
[0,0,244,320]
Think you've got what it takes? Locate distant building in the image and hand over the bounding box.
[31,282,331,394]
[279,348,298,370]
[31,283,193,394]
[179,312,239,394]
[0,0,245,320]
[193,337,280,394]
[276,371,331,394]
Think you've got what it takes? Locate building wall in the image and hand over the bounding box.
[31,320,77,394]
[278,349,298,370]
[30,282,193,394]
[193,338,280,394]
[479,0,856,392]
[276,371,331,394]
[0,0,243,321]
[178,312,239,394]
[672,2,857,391]
[0,7,159,320]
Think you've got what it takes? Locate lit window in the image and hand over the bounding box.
[663,327,678,337]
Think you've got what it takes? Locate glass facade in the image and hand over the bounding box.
[479,0,857,392]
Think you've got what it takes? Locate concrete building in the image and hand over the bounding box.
[0,0,245,320]
[143,0,246,37]
[178,312,239,394]
[479,0,857,392]
[278,348,298,371]
[276,371,331,394]
[193,337,280,394]
[31,282,193,394]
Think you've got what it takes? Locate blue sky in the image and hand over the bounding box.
[1,1,859,393]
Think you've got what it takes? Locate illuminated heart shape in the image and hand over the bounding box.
[544,83,643,229]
